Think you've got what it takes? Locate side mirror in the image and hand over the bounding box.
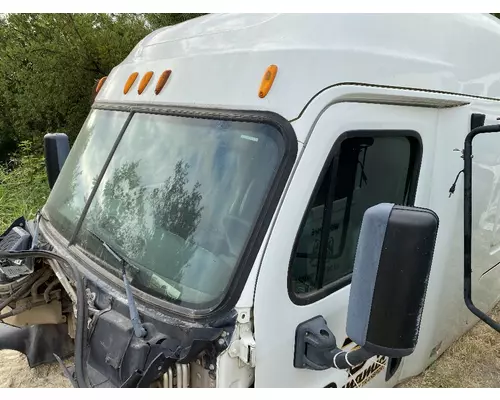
[346,203,439,358]
[43,133,70,189]
[462,122,500,332]
[294,203,439,371]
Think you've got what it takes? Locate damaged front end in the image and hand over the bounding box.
[0,105,291,389]
[80,281,237,388]
[0,216,242,388]
[0,216,78,375]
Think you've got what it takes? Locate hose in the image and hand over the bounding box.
[0,250,88,388]
[30,269,53,299]
[43,279,60,303]
[0,292,59,320]
[0,267,47,313]
[47,259,78,307]
[0,275,31,296]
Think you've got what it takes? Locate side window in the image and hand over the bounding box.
[289,132,421,302]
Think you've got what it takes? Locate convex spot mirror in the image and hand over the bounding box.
[43,133,70,189]
[347,203,439,358]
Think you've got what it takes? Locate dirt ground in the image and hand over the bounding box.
[0,306,499,388]
[398,304,500,388]
[0,350,72,388]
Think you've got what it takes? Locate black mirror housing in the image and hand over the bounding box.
[346,203,439,358]
[43,133,70,189]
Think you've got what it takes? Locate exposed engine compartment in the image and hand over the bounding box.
[0,215,241,388]
[0,216,75,370]
[0,217,71,329]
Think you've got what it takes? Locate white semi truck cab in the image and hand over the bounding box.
[0,13,500,388]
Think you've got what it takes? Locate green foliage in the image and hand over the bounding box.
[0,140,49,231]
[144,13,207,30]
[0,13,204,159]
[0,13,204,229]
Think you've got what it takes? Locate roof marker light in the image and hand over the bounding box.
[124,72,139,94]
[259,64,278,98]
[155,70,172,95]
[96,76,107,94]
[138,71,154,95]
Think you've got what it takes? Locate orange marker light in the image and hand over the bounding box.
[124,72,139,94]
[258,65,278,98]
[95,76,107,94]
[138,71,154,95]
[155,70,172,95]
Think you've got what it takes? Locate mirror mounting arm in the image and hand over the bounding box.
[330,346,375,370]
[293,315,375,371]
[463,124,500,333]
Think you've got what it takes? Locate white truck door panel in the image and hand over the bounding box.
[253,102,439,388]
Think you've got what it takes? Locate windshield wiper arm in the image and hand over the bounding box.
[87,230,147,338]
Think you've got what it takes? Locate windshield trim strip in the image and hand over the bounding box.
[92,101,294,128]
[68,112,135,245]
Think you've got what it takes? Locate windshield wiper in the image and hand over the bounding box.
[86,230,147,338]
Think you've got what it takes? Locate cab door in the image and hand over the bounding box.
[253,102,438,388]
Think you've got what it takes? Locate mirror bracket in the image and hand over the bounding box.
[293,315,374,371]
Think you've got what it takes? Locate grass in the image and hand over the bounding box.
[399,304,500,388]
[0,141,49,231]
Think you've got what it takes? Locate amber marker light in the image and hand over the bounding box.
[258,65,278,98]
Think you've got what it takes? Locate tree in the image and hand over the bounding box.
[144,13,206,30]
[151,160,203,241]
[0,13,204,162]
[88,161,150,257]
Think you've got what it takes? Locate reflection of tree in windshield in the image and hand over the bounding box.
[151,160,203,240]
[64,168,84,215]
[150,160,204,291]
[84,159,204,299]
[54,134,92,218]
[89,161,149,257]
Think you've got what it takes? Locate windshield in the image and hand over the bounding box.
[43,108,286,309]
[43,109,130,239]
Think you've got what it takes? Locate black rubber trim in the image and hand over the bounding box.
[288,129,422,306]
[46,102,298,322]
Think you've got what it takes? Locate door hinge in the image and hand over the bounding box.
[227,308,256,367]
